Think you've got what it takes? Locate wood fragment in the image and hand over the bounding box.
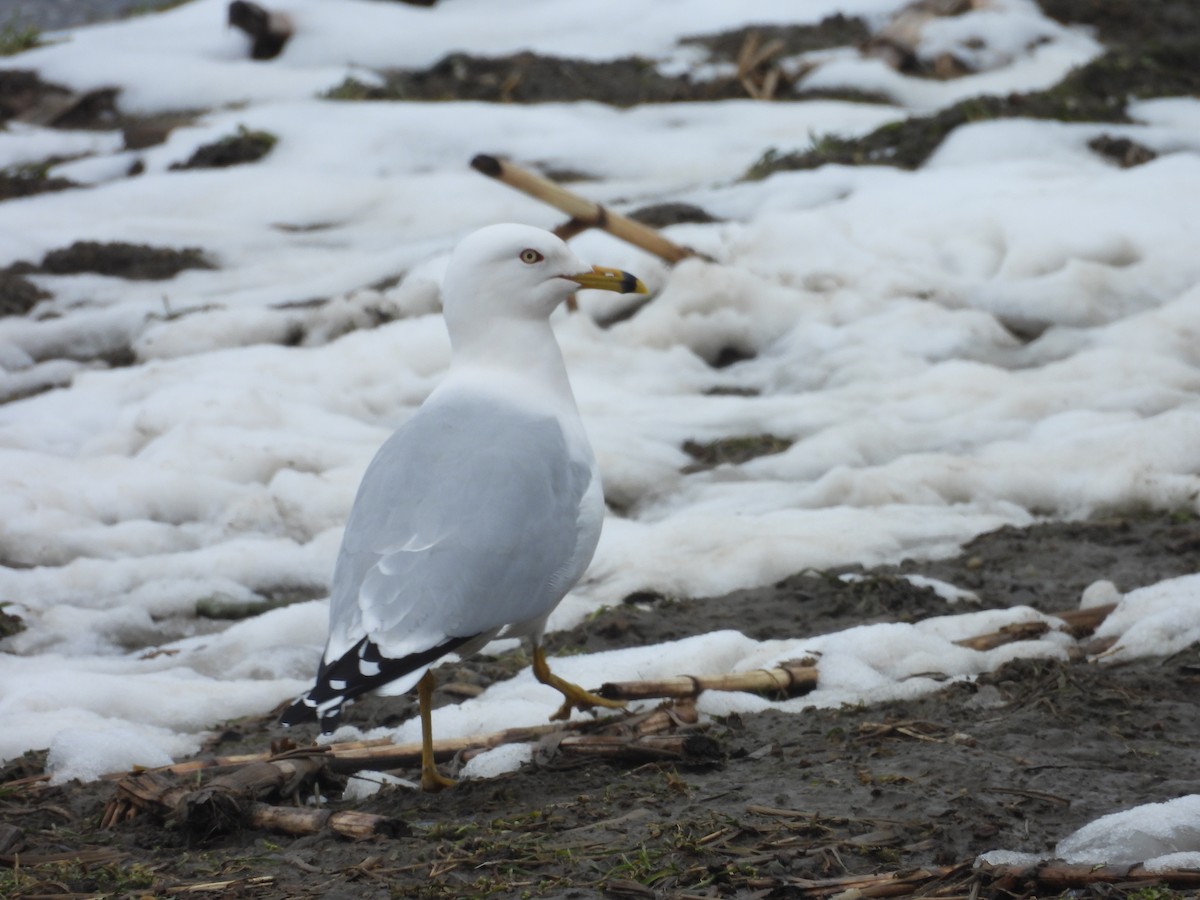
[735,31,785,100]
[470,154,697,264]
[857,720,948,743]
[984,786,1071,806]
[170,875,276,893]
[246,802,406,839]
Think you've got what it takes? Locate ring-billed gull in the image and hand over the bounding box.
[282,223,647,789]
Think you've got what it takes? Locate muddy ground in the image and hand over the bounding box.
[3,513,1200,899]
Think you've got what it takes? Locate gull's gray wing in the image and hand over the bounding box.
[325,390,598,667]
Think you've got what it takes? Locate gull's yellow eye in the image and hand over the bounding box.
[519,248,544,264]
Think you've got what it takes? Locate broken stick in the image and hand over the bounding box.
[470,154,696,264]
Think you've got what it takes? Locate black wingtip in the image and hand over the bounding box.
[279,697,318,727]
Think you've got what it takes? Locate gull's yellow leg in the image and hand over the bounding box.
[531,645,626,721]
[418,670,456,792]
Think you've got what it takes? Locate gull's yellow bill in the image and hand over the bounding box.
[565,265,648,295]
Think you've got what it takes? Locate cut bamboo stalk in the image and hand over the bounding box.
[158,751,275,775]
[470,154,697,264]
[557,732,718,762]
[327,719,588,772]
[1053,602,1118,635]
[598,660,818,702]
[953,603,1116,651]
[954,620,1051,651]
[158,735,408,776]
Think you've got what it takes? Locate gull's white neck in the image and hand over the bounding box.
[443,315,580,416]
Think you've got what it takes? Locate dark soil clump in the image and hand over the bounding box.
[332,53,741,106]
[169,126,278,170]
[0,163,78,202]
[681,433,793,472]
[0,68,198,150]
[34,240,215,280]
[1088,134,1158,168]
[0,69,69,123]
[0,269,50,316]
[628,201,721,229]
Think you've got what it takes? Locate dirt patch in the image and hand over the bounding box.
[681,434,794,473]
[30,240,215,280]
[0,68,199,154]
[169,126,278,170]
[747,0,1200,177]
[0,162,79,202]
[3,513,1198,898]
[1088,134,1158,168]
[0,603,24,639]
[0,269,50,316]
[628,202,721,230]
[327,16,870,107]
[0,69,69,123]
[329,53,738,106]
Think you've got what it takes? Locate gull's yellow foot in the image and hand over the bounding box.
[418,670,456,792]
[420,763,456,793]
[532,645,626,721]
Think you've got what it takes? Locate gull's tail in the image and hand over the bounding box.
[280,633,475,734]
